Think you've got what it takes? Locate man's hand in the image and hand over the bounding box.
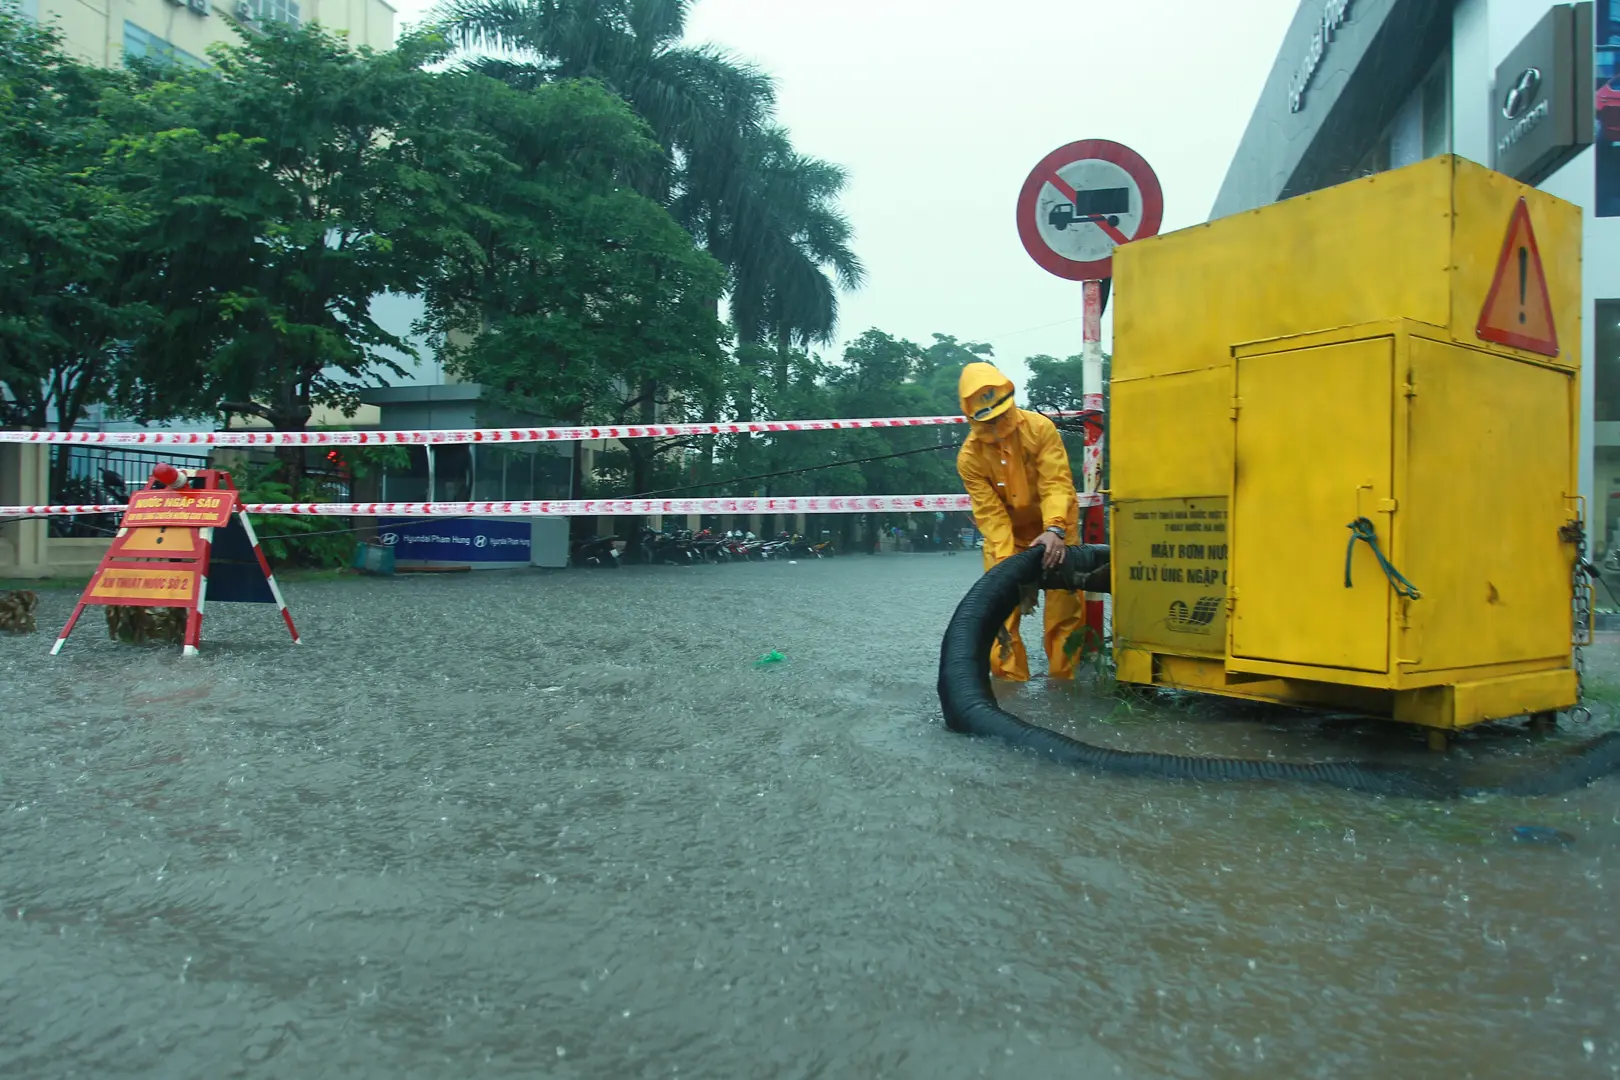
[1030,530,1066,570]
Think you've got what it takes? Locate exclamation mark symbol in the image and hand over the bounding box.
[1518,246,1528,325]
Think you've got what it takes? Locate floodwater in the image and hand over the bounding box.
[2,554,1619,1080]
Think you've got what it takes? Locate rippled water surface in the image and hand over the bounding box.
[3,554,1619,1079]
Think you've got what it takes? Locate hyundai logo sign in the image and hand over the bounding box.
[474,535,487,548]
[1490,4,1594,184]
[1501,67,1542,120]
[1497,65,1552,160]
[380,532,398,546]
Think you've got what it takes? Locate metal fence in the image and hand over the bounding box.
[47,445,210,538]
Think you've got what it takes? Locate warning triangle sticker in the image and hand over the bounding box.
[1476,197,1558,357]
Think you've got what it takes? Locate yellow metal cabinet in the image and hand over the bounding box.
[1110,156,1582,732]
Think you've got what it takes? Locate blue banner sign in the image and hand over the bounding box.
[378,517,532,569]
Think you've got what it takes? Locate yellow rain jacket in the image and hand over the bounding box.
[956,362,1084,681]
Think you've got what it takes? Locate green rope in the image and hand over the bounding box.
[1345,517,1420,600]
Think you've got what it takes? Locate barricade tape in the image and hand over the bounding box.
[0,410,1091,447]
[2,493,1103,518]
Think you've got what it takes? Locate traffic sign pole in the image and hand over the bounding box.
[1081,279,1106,646]
[1015,139,1164,667]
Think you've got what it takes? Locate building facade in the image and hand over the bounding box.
[24,0,394,69]
[1216,0,1620,550]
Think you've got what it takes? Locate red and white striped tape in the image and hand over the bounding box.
[2,492,1103,519]
[0,410,1089,447]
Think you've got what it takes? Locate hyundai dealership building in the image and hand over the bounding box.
[1215,0,1620,547]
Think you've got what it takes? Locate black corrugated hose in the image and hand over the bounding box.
[937,547,1620,799]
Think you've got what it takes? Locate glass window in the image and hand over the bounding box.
[1354,135,1391,178]
[1597,300,1620,422]
[1389,94,1424,170]
[502,447,538,501]
[245,0,301,25]
[1420,59,1449,159]
[471,447,502,501]
[382,446,429,502]
[1596,300,1620,555]
[537,448,572,500]
[433,445,472,502]
[1350,52,1449,181]
[122,22,205,70]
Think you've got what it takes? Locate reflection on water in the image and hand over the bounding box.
[2,557,1617,1079]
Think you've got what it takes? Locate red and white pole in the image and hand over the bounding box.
[1080,279,1107,650]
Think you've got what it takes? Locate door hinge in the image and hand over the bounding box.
[1377,498,1398,514]
[1229,396,1242,419]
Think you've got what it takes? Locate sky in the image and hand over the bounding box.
[389,0,1301,389]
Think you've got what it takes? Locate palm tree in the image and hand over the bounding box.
[438,0,775,203]
[437,0,864,446]
[715,125,864,395]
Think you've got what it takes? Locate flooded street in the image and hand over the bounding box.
[3,554,1619,1079]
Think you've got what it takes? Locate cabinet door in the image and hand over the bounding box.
[1401,339,1572,671]
[1231,338,1393,672]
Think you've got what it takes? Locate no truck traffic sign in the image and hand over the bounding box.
[1016,139,1163,281]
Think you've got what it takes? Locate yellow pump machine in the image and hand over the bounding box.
[1108,155,1586,747]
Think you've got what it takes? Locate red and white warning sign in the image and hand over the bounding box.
[1016,139,1164,281]
[1476,196,1558,358]
[52,468,300,657]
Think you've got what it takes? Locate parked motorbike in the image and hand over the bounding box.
[775,532,824,559]
[630,526,695,565]
[571,535,621,568]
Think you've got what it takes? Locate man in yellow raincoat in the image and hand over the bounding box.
[956,361,1084,681]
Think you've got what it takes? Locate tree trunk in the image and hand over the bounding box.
[47,369,95,500]
[733,335,764,478]
[268,392,314,499]
[622,379,662,537]
[699,392,719,491]
[774,322,791,395]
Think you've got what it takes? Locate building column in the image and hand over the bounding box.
[0,444,50,578]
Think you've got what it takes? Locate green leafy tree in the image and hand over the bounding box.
[437,0,864,446]
[111,26,474,491]
[421,75,729,500]
[1024,351,1107,483]
[716,126,864,398]
[0,13,153,446]
[440,0,774,176]
[916,333,993,412]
